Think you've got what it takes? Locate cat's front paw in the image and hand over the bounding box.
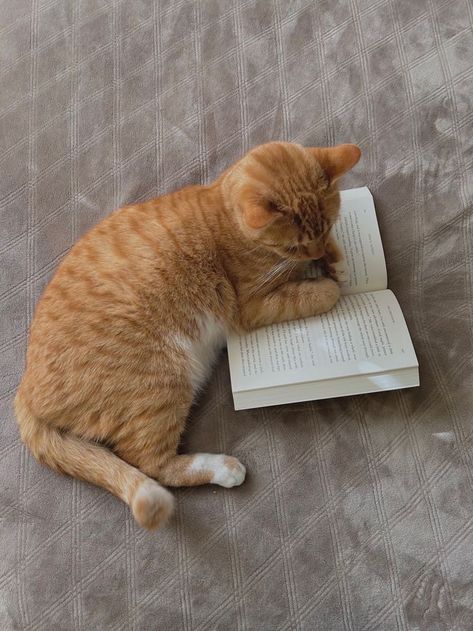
[326,259,349,283]
[315,277,341,312]
[321,236,348,283]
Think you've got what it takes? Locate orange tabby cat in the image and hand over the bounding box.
[15,142,360,530]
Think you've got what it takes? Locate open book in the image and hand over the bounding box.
[227,187,419,410]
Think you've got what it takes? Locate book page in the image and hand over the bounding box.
[305,187,387,294]
[227,290,418,392]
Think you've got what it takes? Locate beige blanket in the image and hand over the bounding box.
[1,0,472,629]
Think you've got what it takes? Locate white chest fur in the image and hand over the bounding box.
[172,313,227,392]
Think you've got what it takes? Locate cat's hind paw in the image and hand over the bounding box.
[212,456,246,488]
[191,454,246,488]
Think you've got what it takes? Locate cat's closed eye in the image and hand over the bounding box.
[268,200,283,213]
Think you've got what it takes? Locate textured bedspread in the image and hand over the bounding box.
[1,0,473,629]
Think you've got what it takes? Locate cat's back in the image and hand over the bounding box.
[20,187,234,418]
[20,185,235,414]
[33,185,223,327]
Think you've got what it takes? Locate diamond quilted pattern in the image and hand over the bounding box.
[1,0,472,629]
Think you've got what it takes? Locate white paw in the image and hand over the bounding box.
[212,457,246,488]
[191,454,246,488]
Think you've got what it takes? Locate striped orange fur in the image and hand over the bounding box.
[15,142,360,529]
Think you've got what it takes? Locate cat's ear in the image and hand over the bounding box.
[243,200,277,229]
[308,144,361,183]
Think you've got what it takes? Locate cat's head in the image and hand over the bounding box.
[225,142,361,260]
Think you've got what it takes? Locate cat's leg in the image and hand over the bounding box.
[155,454,246,488]
[113,409,246,488]
[321,235,348,282]
[239,276,340,329]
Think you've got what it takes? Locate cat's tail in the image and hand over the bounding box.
[14,395,174,530]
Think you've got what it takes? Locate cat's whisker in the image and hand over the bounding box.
[249,258,298,297]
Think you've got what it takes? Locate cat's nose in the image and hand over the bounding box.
[307,242,325,259]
